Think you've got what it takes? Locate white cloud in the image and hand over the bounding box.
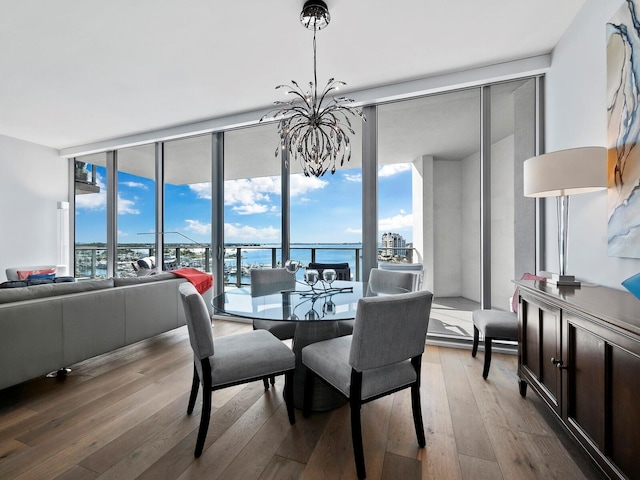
[222,176,327,215]
[225,223,280,242]
[344,173,362,182]
[233,203,269,215]
[121,181,148,189]
[118,195,140,215]
[189,182,212,200]
[185,219,211,235]
[290,175,328,196]
[224,178,277,214]
[378,163,411,177]
[346,227,362,234]
[379,212,413,231]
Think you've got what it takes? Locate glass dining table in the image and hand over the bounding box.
[212,280,366,411]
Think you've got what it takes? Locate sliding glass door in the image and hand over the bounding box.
[376,79,538,342]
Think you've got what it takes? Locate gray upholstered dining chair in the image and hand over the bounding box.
[471,309,517,379]
[251,268,297,339]
[302,290,433,479]
[472,272,545,379]
[377,261,424,290]
[251,268,297,388]
[179,282,295,458]
[336,268,419,337]
[365,267,418,296]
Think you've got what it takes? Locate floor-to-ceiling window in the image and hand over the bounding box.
[163,135,212,272]
[74,153,107,278]
[288,119,363,281]
[378,89,483,340]
[376,80,538,343]
[490,79,537,311]
[223,124,283,286]
[115,144,156,277]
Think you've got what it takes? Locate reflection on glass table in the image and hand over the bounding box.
[213,280,363,322]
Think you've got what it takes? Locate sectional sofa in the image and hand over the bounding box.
[0,272,212,390]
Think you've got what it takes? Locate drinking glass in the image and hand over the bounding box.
[284,259,300,275]
[322,268,337,286]
[304,269,319,286]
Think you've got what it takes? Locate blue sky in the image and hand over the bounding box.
[75,163,414,245]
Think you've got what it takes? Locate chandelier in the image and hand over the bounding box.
[261,0,365,177]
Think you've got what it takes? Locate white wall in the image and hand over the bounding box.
[457,136,516,306]
[0,134,68,282]
[433,159,463,296]
[461,152,481,302]
[491,136,516,309]
[545,0,640,289]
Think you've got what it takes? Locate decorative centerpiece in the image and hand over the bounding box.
[284,259,352,296]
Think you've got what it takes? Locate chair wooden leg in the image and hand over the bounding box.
[262,377,270,390]
[350,399,366,479]
[194,359,212,458]
[410,357,426,448]
[410,382,426,447]
[303,367,315,418]
[284,370,295,425]
[187,364,200,415]
[482,337,493,379]
[472,326,480,357]
[270,375,276,385]
[350,370,366,479]
[195,388,211,458]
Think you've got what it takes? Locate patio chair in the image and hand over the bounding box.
[308,262,351,281]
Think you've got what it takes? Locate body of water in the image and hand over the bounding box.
[224,243,363,283]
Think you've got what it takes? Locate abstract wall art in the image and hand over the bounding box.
[607,0,640,258]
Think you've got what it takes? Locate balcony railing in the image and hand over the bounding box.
[74,244,416,285]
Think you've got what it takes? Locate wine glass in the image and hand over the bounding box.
[284,259,300,275]
[304,269,319,287]
[322,268,337,286]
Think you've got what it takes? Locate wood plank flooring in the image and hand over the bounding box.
[0,320,605,480]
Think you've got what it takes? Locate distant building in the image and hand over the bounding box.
[381,232,406,258]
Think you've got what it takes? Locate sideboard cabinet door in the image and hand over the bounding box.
[519,291,562,415]
[565,311,640,479]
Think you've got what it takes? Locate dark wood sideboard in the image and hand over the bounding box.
[515,280,640,480]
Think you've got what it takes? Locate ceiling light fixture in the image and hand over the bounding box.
[261,0,365,177]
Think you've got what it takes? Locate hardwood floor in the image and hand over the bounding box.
[0,320,604,480]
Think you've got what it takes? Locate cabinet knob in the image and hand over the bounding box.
[551,357,568,369]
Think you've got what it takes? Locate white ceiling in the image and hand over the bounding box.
[0,0,584,152]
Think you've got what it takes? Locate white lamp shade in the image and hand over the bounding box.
[523,146,607,198]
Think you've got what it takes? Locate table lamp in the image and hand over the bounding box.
[524,146,607,286]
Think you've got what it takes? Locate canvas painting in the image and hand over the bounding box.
[607,0,640,258]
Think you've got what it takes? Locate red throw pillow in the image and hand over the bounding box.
[17,268,56,280]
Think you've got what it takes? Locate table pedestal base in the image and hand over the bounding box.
[292,322,347,411]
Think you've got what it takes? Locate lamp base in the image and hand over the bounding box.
[546,273,581,287]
